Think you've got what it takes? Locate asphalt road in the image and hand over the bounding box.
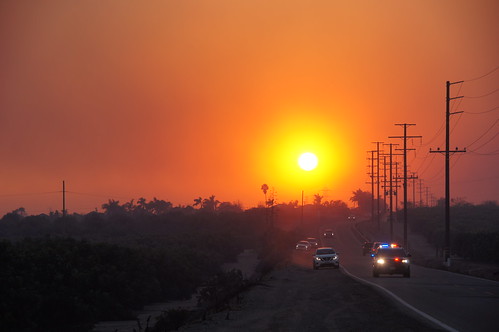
[182,248,443,331]
[324,221,499,332]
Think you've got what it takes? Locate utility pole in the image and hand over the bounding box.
[419,179,424,208]
[389,124,421,249]
[367,150,376,223]
[301,190,304,228]
[425,186,430,207]
[383,143,399,242]
[395,161,399,216]
[372,142,384,230]
[430,80,466,266]
[382,155,387,214]
[411,172,418,208]
[62,180,67,217]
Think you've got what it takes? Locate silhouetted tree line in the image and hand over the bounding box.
[0,197,263,331]
[0,195,353,330]
[403,200,499,263]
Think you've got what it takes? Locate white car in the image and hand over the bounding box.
[306,237,319,248]
[295,240,311,251]
[313,247,340,269]
[323,229,334,238]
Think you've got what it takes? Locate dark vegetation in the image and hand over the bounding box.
[0,196,348,331]
[0,198,257,331]
[405,200,499,263]
[2,191,494,330]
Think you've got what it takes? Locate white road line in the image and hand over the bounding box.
[340,265,459,332]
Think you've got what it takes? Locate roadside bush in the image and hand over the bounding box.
[0,237,225,331]
[151,308,192,332]
[453,232,499,263]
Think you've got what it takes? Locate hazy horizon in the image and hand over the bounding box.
[1,0,498,216]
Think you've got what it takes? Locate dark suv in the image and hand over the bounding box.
[362,242,374,256]
[372,248,411,278]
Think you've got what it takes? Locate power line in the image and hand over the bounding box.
[468,149,499,156]
[451,82,464,113]
[417,152,438,177]
[468,132,499,152]
[465,88,499,99]
[0,191,59,197]
[450,112,464,135]
[466,119,498,148]
[419,119,446,147]
[67,191,136,200]
[465,106,499,115]
[464,66,499,82]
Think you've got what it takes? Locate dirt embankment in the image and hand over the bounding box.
[180,251,443,331]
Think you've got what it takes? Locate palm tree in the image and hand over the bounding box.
[350,189,373,214]
[313,194,323,206]
[102,199,124,215]
[202,195,220,212]
[193,197,203,209]
[261,184,269,206]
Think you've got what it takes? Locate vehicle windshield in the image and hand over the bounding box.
[317,249,336,255]
[377,248,407,257]
[298,241,309,245]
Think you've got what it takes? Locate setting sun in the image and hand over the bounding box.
[298,152,318,171]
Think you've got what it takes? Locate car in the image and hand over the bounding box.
[348,215,356,221]
[295,240,311,251]
[323,229,334,238]
[306,237,319,248]
[370,243,400,256]
[313,247,340,269]
[369,242,387,256]
[372,247,411,278]
[362,242,374,256]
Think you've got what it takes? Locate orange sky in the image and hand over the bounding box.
[1,0,498,215]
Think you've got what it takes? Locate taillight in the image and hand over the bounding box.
[394,258,400,262]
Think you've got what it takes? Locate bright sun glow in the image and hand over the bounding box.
[298,152,318,171]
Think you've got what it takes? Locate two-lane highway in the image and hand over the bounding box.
[321,221,499,332]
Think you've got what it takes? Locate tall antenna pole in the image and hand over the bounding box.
[430,80,465,266]
[62,180,67,217]
[301,190,304,228]
[384,143,399,242]
[369,150,375,223]
[412,173,418,208]
[372,142,383,230]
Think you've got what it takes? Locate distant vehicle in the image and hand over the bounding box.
[362,242,374,256]
[372,247,411,278]
[295,240,311,251]
[313,247,340,269]
[323,229,334,238]
[369,242,386,256]
[348,215,356,221]
[306,237,319,248]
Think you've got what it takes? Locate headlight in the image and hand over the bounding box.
[402,259,409,263]
[376,259,385,264]
[333,255,338,260]
[315,257,321,261]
